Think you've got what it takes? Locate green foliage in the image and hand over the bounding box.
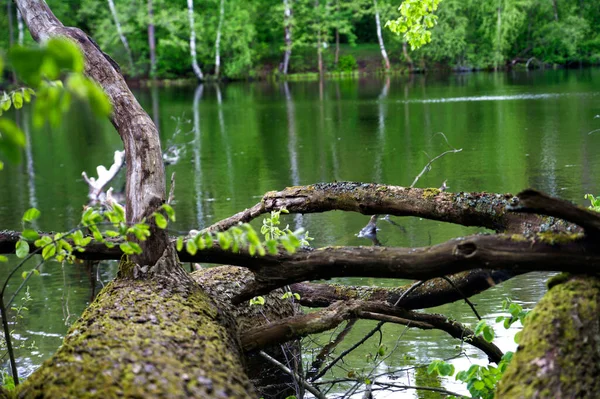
[474,320,495,343]
[249,296,265,306]
[386,0,443,49]
[585,194,600,212]
[427,359,455,377]
[336,54,358,71]
[281,291,301,300]
[261,209,313,253]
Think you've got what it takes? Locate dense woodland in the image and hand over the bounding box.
[2,0,600,79]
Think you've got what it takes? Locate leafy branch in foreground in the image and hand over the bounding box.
[386,0,443,50]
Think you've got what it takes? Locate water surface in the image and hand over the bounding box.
[1,69,599,396]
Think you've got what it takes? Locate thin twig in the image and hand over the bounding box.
[167,172,176,204]
[410,132,462,188]
[441,275,481,320]
[307,319,357,380]
[259,350,326,399]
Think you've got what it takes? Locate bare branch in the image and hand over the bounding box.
[259,351,326,399]
[202,183,562,235]
[242,300,503,364]
[510,189,600,235]
[410,133,462,188]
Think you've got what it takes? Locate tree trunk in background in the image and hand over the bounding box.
[106,0,135,74]
[552,0,559,21]
[315,0,323,77]
[7,0,14,47]
[17,9,24,45]
[497,275,600,398]
[373,0,390,70]
[281,0,292,74]
[13,1,256,396]
[402,41,413,71]
[147,0,157,77]
[495,3,502,71]
[187,0,204,80]
[214,0,225,79]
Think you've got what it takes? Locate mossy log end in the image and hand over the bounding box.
[15,272,255,398]
[496,275,600,398]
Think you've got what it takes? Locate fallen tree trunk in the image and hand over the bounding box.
[496,274,600,398]
[17,264,255,397]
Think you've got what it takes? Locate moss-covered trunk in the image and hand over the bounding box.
[16,262,255,398]
[496,275,600,398]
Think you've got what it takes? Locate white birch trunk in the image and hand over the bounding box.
[282,0,292,74]
[187,0,204,80]
[214,0,225,78]
[106,0,135,74]
[373,0,390,70]
[17,9,24,45]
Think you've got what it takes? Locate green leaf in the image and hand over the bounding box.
[249,296,265,306]
[176,236,184,252]
[22,229,40,241]
[22,88,34,103]
[1,92,11,111]
[42,243,56,260]
[186,239,198,255]
[120,242,135,255]
[154,213,167,229]
[45,38,84,74]
[22,208,41,222]
[8,46,46,86]
[473,380,485,391]
[11,91,23,109]
[21,271,28,279]
[0,255,7,262]
[162,204,175,221]
[16,240,30,258]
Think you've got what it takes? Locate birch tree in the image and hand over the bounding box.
[373,0,391,70]
[187,0,204,80]
[281,0,293,74]
[106,0,135,74]
[214,0,225,78]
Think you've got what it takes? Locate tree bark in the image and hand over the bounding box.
[497,275,600,398]
[187,0,204,80]
[373,0,390,70]
[201,183,573,235]
[214,0,225,79]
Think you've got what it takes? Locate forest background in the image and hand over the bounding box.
[2,0,600,80]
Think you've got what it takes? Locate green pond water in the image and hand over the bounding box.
[1,68,600,397]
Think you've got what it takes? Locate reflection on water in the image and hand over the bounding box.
[0,69,599,395]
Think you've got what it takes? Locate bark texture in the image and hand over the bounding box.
[192,266,302,399]
[16,273,254,398]
[202,183,574,235]
[496,275,600,398]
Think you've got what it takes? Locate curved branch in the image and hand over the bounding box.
[202,183,561,234]
[230,233,592,303]
[291,269,520,310]
[240,300,503,363]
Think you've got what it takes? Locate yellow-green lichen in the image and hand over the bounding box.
[422,188,441,199]
[535,232,584,245]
